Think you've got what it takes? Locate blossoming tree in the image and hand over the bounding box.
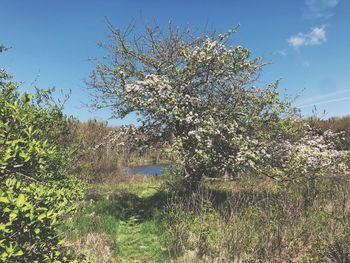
[88,22,338,183]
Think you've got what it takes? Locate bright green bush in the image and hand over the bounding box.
[0,178,81,262]
[0,49,84,262]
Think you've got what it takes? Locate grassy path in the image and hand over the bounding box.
[63,177,167,262]
[117,215,164,262]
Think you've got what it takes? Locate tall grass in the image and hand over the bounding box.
[163,175,350,262]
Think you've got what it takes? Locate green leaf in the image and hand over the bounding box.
[21,93,32,103]
[38,213,46,221]
[9,212,18,220]
[13,249,24,257]
[16,194,26,207]
[0,224,7,231]
[0,197,9,203]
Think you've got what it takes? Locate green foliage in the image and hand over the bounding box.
[0,55,84,261]
[0,86,74,182]
[0,178,81,262]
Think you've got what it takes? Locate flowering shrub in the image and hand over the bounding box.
[260,126,350,182]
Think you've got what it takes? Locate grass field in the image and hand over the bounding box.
[62,174,350,262]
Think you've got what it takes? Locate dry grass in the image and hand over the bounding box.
[68,232,113,263]
[163,175,350,262]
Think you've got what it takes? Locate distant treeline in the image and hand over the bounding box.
[67,119,168,182]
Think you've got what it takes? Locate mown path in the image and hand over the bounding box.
[64,177,167,262]
[117,215,164,262]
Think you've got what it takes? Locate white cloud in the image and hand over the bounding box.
[288,26,327,48]
[303,0,340,19]
[301,90,350,104]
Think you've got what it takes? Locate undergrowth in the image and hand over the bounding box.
[63,174,350,262]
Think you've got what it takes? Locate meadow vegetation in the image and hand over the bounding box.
[63,170,350,262]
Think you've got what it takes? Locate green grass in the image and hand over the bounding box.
[116,216,165,262]
[63,176,167,262]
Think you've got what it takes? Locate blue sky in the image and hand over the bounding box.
[1,0,350,125]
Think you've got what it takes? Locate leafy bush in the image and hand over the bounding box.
[0,178,81,262]
[0,49,84,262]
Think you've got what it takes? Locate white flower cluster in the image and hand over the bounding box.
[90,125,142,154]
[262,128,350,181]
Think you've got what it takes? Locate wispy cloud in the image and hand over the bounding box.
[288,26,326,48]
[303,60,311,67]
[299,96,350,108]
[275,50,287,56]
[299,89,350,104]
[298,88,350,108]
[303,0,340,19]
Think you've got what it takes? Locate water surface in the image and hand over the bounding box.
[124,164,168,176]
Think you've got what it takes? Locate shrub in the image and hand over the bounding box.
[0,49,84,262]
[0,178,81,262]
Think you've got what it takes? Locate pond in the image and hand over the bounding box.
[122,164,168,176]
